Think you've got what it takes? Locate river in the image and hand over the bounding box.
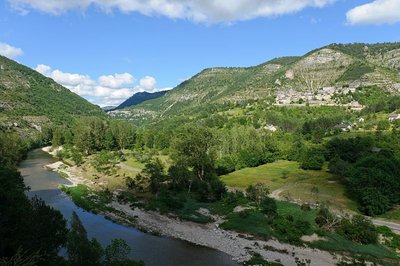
[19,149,239,266]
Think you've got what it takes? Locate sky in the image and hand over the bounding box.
[1,0,400,107]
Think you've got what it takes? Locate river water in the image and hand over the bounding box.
[19,149,239,266]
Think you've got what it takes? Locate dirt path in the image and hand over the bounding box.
[270,188,285,200]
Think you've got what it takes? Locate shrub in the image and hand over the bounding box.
[260,197,277,220]
[246,183,269,208]
[337,215,378,245]
[359,188,391,216]
[300,148,325,170]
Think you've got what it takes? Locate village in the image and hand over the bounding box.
[275,86,364,111]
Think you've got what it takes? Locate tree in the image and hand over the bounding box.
[71,148,83,166]
[52,126,64,147]
[167,163,194,192]
[64,128,74,147]
[171,124,216,181]
[66,212,103,266]
[104,129,117,150]
[260,197,277,219]
[0,156,68,264]
[110,120,136,151]
[142,158,166,194]
[337,215,378,244]
[328,156,351,178]
[377,120,390,131]
[300,148,325,170]
[315,207,340,231]
[246,183,270,208]
[359,188,391,216]
[29,197,68,262]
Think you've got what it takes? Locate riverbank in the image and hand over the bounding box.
[42,146,341,265]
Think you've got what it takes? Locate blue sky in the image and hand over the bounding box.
[1,0,400,106]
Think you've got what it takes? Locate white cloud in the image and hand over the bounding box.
[8,0,336,23]
[99,73,135,89]
[346,0,400,25]
[138,76,157,92]
[35,64,167,106]
[0,42,24,59]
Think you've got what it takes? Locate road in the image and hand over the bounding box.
[372,219,400,234]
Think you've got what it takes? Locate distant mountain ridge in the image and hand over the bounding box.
[124,42,400,119]
[112,90,168,111]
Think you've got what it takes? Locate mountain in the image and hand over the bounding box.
[102,106,117,111]
[112,90,168,111]
[0,55,102,133]
[123,42,400,120]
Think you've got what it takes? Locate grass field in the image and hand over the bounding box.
[123,157,145,169]
[220,160,358,212]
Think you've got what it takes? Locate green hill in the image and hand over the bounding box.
[121,42,400,120]
[0,55,103,134]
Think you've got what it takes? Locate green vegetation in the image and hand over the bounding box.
[337,62,374,82]
[221,160,356,211]
[3,42,400,264]
[61,185,115,214]
[327,136,400,215]
[0,132,142,265]
[122,42,400,122]
[244,253,283,265]
[0,55,102,123]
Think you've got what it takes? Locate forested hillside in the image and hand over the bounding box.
[122,43,400,120]
[0,55,102,128]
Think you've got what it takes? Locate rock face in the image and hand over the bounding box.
[126,42,400,118]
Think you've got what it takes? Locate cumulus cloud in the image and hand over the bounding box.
[35,64,167,106]
[8,0,336,23]
[99,73,135,89]
[0,42,24,59]
[346,0,400,25]
[138,76,157,92]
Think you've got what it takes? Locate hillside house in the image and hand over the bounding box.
[349,101,363,111]
[388,112,400,122]
[334,123,352,132]
[264,124,278,132]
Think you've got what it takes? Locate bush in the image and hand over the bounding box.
[300,148,325,170]
[377,120,390,131]
[337,215,378,245]
[359,188,391,216]
[315,207,340,231]
[238,209,251,219]
[159,191,185,209]
[215,156,237,175]
[246,183,269,208]
[71,148,83,166]
[272,216,310,244]
[210,178,227,201]
[260,197,277,220]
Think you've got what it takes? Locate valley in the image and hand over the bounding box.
[2,42,400,266]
